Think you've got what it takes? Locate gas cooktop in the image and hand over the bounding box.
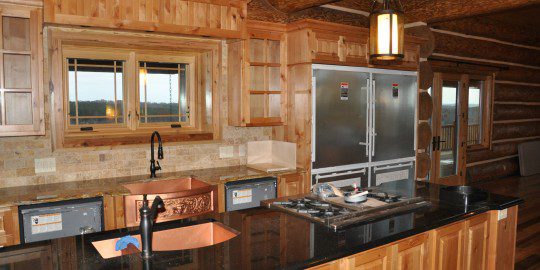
[262,191,430,231]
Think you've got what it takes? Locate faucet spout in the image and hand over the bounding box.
[140,194,164,260]
[150,131,163,178]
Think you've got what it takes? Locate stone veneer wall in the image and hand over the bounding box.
[0,38,271,188]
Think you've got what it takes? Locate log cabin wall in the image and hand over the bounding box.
[429,10,540,183]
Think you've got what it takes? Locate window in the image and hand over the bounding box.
[56,42,217,148]
[67,59,125,127]
[139,61,189,125]
[467,76,492,149]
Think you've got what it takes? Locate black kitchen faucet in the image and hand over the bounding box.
[139,194,164,259]
[150,131,163,178]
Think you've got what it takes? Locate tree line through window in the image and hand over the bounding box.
[67,58,190,129]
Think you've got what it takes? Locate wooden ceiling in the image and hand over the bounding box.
[250,0,540,47]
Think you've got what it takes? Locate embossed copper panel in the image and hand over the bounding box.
[92,222,240,259]
[123,178,218,227]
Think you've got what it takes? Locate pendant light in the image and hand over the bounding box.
[369,0,405,61]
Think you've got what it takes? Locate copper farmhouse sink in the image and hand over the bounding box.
[92,221,239,259]
[123,178,218,227]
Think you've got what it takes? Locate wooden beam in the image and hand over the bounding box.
[331,0,540,23]
[432,32,540,67]
[266,0,340,13]
[431,17,540,48]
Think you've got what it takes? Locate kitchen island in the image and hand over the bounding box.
[0,181,521,270]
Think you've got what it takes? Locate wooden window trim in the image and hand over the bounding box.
[50,28,221,148]
[466,74,494,151]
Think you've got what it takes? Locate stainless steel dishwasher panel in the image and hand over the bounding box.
[19,197,103,243]
[225,177,277,211]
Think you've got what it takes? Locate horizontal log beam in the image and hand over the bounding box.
[492,122,540,140]
[332,0,540,23]
[266,0,339,13]
[497,68,540,84]
[466,157,519,183]
[467,142,518,164]
[495,84,540,102]
[433,32,540,67]
[494,105,540,121]
[431,17,540,48]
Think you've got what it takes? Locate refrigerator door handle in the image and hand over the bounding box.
[373,162,413,173]
[371,80,376,157]
[360,78,370,156]
[315,168,367,181]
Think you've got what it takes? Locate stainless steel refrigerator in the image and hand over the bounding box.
[311,64,417,196]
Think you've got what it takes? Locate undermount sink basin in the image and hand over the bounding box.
[123,177,211,195]
[123,178,218,227]
[439,185,488,206]
[92,221,239,259]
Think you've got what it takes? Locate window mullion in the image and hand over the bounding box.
[74,59,79,126]
[113,61,118,125]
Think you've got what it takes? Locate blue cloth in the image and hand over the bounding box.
[115,235,140,251]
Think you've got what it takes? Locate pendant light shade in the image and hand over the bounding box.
[369,0,405,61]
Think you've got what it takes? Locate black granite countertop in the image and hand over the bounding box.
[0,181,523,270]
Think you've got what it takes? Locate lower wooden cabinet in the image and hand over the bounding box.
[395,233,430,270]
[344,245,392,270]
[309,212,499,270]
[433,220,466,270]
[0,206,20,247]
[464,214,489,270]
[277,172,308,197]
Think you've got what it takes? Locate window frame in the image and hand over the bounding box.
[50,29,221,149]
[62,47,131,133]
[466,74,493,151]
[135,53,197,131]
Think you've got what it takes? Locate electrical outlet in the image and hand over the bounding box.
[498,209,508,221]
[35,158,56,174]
[219,146,234,159]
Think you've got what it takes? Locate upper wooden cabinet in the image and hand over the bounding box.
[44,0,247,39]
[228,21,287,127]
[287,19,422,70]
[0,4,44,137]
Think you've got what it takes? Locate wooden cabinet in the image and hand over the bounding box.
[0,4,44,137]
[44,0,247,39]
[464,213,489,270]
[344,245,392,270]
[395,233,430,270]
[228,21,287,127]
[0,206,20,247]
[277,172,308,197]
[102,195,126,231]
[309,212,495,270]
[310,28,369,66]
[433,221,466,270]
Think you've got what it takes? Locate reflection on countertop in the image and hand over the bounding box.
[0,165,301,206]
[0,181,522,270]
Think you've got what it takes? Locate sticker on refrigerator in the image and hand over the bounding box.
[392,83,399,98]
[30,213,62,235]
[232,188,253,205]
[340,82,349,100]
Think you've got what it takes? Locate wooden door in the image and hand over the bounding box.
[395,233,430,270]
[464,213,489,270]
[0,4,44,136]
[344,245,392,270]
[433,221,466,270]
[278,172,307,197]
[430,73,467,185]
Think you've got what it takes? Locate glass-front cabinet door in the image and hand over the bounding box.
[430,73,467,185]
